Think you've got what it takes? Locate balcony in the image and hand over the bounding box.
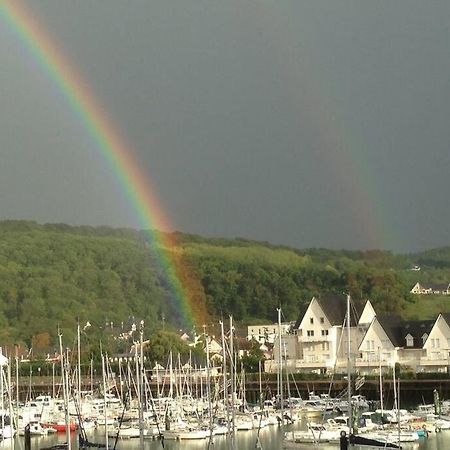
[419,357,449,367]
[301,335,332,343]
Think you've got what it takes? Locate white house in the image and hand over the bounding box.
[358,315,435,374]
[277,294,370,373]
[358,315,398,368]
[264,294,450,375]
[247,322,292,344]
[411,282,450,295]
[421,313,450,372]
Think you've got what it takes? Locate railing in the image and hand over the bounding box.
[301,336,332,343]
[419,357,449,366]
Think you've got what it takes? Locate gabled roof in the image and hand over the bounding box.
[441,312,450,326]
[376,315,404,347]
[358,300,376,325]
[294,294,364,329]
[293,303,309,330]
[401,320,435,348]
[377,315,434,348]
[315,293,362,326]
[417,283,450,291]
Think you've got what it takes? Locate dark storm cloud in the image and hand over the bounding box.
[1,1,449,252]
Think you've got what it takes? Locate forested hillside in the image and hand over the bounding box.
[0,221,171,353]
[0,220,449,355]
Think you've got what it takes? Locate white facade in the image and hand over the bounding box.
[296,297,339,370]
[358,317,397,367]
[358,301,376,325]
[268,296,368,373]
[247,323,291,344]
[357,314,450,374]
[421,314,450,371]
[264,297,450,375]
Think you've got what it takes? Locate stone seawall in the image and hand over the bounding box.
[21,376,450,408]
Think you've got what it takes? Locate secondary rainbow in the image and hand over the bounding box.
[0,0,202,328]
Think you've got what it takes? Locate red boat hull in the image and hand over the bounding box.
[42,422,77,432]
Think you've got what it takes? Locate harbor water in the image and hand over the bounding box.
[4,419,450,450]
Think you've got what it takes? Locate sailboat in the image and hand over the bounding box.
[0,349,15,440]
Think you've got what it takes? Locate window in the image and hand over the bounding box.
[422,333,428,345]
[405,334,413,347]
[307,330,314,337]
[322,342,329,351]
[310,317,314,324]
[320,317,325,324]
[321,329,329,336]
[431,338,441,348]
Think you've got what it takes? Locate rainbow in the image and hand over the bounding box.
[0,0,207,328]
[240,4,397,250]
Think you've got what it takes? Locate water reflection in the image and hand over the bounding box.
[1,422,449,450]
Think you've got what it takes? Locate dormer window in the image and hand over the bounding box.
[422,333,428,345]
[405,333,413,347]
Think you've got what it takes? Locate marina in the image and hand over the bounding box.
[2,413,450,450]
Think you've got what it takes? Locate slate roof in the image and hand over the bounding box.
[315,293,363,327]
[417,283,450,291]
[375,315,404,347]
[377,315,434,348]
[293,294,365,329]
[442,313,450,325]
[401,320,434,348]
[293,303,309,330]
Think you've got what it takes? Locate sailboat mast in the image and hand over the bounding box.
[138,322,145,450]
[277,308,284,424]
[0,350,4,436]
[379,347,384,414]
[229,315,236,450]
[204,326,214,446]
[392,362,400,444]
[59,333,71,450]
[7,358,14,446]
[220,320,231,437]
[346,294,352,435]
[101,351,109,450]
[15,350,19,433]
[77,322,81,404]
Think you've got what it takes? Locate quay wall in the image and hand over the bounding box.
[21,377,450,408]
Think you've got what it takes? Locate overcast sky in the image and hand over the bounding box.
[1,1,449,252]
